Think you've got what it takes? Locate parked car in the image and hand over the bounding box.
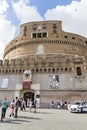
[69,101,87,113]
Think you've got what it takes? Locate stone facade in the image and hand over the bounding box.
[0,20,87,107]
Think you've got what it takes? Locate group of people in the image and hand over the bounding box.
[0,97,37,122]
[0,97,19,121]
[50,100,69,109]
[20,98,37,113]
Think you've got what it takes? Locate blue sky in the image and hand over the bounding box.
[30,0,76,16]
[0,0,86,59]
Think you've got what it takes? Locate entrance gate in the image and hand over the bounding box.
[23,92,34,106]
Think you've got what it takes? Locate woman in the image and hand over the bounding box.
[9,99,15,117]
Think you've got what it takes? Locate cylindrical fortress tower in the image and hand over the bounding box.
[3,20,87,60]
[1,20,87,104]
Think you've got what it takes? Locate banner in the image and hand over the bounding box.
[1,78,8,88]
[48,75,59,89]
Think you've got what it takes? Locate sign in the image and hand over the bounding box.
[23,82,30,90]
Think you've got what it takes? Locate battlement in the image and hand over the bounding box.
[0,54,87,75]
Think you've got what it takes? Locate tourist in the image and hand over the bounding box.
[21,98,26,111]
[1,97,9,121]
[60,100,64,109]
[14,97,19,118]
[29,99,32,112]
[51,100,54,109]
[9,99,15,117]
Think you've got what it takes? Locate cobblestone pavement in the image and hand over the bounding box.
[0,107,87,130]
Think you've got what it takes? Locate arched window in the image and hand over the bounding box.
[40,69,42,73]
[44,69,46,72]
[36,69,38,73]
[6,70,8,74]
[65,68,67,71]
[19,69,21,73]
[76,67,82,76]
[12,69,14,73]
[52,68,55,73]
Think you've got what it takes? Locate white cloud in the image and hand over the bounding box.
[0,0,16,59]
[12,0,87,37]
[45,0,87,37]
[12,0,43,24]
[0,0,9,14]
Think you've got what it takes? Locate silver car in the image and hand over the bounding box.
[69,101,87,113]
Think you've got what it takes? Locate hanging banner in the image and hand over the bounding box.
[48,75,59,89]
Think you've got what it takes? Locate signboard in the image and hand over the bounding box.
[23,82,30,90]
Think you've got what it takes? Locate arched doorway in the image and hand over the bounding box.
[23,92,34,106]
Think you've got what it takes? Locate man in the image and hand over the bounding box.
[14,97,19,118]
[1,97,8,121]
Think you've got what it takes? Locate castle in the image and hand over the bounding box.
[0,20,87,107]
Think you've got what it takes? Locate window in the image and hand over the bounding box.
[53,24,57,33]
[64,36,68,38]
[43,32,47,38]
[33,24,37,30]
[36,94,40,98]
[65,68,67,71]
[26,74,29,77]
[85,41,87,44]
[24,26,27,31]
[43,23,46,29]
[36,69,38,73]
[32,33,36,38]
[37,33,41,38]
[23,26,27,36]
[72,37,75,40]
[52,24,57,29]
[32,32,47,38]
[77,67,82,76]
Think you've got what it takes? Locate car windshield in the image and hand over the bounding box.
[72,102,82,105]
[83,102,87,105]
